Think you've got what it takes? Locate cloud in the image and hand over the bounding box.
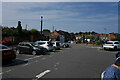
[2,2,118,33]
[2,0,120,2]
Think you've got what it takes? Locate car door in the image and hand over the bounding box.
[119,42,120,49]
[23,43,31,53]
[114,42,120,49]
[18,43,24,52]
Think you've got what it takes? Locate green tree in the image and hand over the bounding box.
[17,21,22,34]
[43,29,51,33]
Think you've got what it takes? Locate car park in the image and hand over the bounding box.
[16,42,47,55]
[0,44,16,62]
[52,41,60,50]
[35,41,54,51]
[103,41,120,50]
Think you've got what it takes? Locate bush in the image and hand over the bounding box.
[111,38,120,41]
[95,41,101,45]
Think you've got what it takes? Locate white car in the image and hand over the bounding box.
[35,41,54,51]
[52,41,60,50]
[103,41,120,50]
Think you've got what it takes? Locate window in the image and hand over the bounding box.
[106,42,113,44]
[24,43,30,47]
[19,43,24,46]
[114,42,119,44]
[38,42,46,45]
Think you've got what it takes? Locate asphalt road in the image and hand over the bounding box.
[2,43,119,79]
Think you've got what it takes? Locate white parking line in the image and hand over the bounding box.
[35,70,51,79]
[24,55,43,61]
[1,69,13,75]
[22,63,30,67]
[0,72,2,75]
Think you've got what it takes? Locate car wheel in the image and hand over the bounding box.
[114,46,117,51]
[63,45,66,48]
[16,49,20,54]
[32,51,36,55]
[104,47,106,50]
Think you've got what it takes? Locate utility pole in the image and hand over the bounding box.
[26,24,27,30]
[53,26,54,32]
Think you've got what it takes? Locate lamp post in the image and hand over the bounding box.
[40,16,43,40]
[41,16,43,35]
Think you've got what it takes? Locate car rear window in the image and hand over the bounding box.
[114,42,119,44]
[48,42,53,46]
[106,42,113,44]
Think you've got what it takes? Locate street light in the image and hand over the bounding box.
[41,16,43,35]
[40,16,43,40]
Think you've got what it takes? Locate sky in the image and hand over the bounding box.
[1,0,120,2]
[2,2,118,33]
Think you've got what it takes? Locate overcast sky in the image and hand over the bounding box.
[2,2,118,33]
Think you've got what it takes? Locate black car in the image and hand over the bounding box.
[16,42,47,55]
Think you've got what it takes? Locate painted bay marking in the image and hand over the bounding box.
[24,55,43,61]
[35,70,51,79]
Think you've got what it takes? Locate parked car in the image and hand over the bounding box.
[35,41,54,51]
[16,42,47,55]
[68,40,74,44]
[0,44,16,62]
[52,41,60,50]
[103,41,120,50]
[60,42,69,48]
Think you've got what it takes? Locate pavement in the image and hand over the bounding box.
[2,43,119,79]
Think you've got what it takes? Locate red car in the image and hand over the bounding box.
[0,45,16,62]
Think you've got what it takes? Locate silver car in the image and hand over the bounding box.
[103,41,120,50]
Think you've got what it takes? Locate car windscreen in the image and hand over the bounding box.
[37,42,46,45]
[106,42,113,44]
[30,43,38,47]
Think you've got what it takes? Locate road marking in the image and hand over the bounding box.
[35,70,51,79]
[0,73,2,75]
[22,63,30,67]
[5,69,12,73]
[24,55,43,61]
[1,69,13,75]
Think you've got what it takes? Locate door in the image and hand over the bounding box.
[23,44,31,53]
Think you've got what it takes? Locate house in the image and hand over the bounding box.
[94,33,120,41]
[51,30,74,42]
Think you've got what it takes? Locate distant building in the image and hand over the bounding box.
[94,33,120,41]
[50,30,75,42]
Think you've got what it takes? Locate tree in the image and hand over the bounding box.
[79,32,83,35]
[43,29,51,33]
[17,21,22,34]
